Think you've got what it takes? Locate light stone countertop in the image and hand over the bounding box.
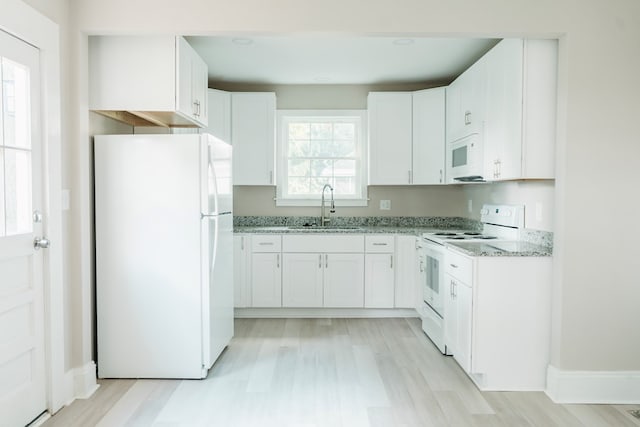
[233,225,444,235]
[233,216,553,257]
[445,240,552,257]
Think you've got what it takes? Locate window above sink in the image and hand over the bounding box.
[275,109,368,207]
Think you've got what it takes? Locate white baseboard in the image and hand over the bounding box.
[235,307,420,318]
[63,360,100,405]
[546,365,640,404]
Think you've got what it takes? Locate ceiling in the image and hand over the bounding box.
[186,36,499,86]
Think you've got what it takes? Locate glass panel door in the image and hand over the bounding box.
[1,56,33,236]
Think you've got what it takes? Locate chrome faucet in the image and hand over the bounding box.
[321,184,335,226]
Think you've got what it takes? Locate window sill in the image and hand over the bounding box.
[274,198,369,207]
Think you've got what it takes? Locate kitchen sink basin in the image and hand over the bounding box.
[286,225,363,231]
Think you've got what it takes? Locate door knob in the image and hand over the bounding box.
[34,237,50,250]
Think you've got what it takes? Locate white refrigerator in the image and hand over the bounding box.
[94,133,233,379]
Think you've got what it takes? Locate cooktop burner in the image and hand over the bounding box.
[423,230,500,243]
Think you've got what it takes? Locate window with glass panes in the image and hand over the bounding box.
[279,112,365,203]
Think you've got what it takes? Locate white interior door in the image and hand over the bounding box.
[0,29,46,426]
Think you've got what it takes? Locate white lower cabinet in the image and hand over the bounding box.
[250,235,282,307]
[444,248,553,390]
[444,273,472,373]
[240,233,423,311]
[364,235,395,308]
[323,254,365,308]
[282,252,364,308]
[282,253,324,307]
[251,253,282,307]
[281,235,365,308]
[364,254,395,308]
[233,235,251,307]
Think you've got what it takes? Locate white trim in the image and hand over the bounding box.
[235,308,419,318]
[546,365,640,404]
[67,361,100,401]
[1,0,66,414]
[275,109,368,207]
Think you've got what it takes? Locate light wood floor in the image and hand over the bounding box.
[42,318,640,427]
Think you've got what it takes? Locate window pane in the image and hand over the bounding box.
[333,159,356,177]
[0,149,5,236]
[331,140,356,157]
[288,177,310,195]
[288,159,310,177]
[289,140,311,157]
[288,122,309,140]
[5,148,32,235]
[310,159,332,177]
[2,58,31,149]
[310,177,332,194]
[334,177,356,195]
[309,140,337,158]
[334,123,355,140]
[310,123,332,140]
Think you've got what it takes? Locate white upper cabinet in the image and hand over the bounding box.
[483,39,557,180]
[412,88,446,184]
[446,58,486,144]
[368,92,413,185]
[231,92,276,185]
[368,89,446,185]
[205,89,231,144]
[89,36,208,128]
[176,37,208,127]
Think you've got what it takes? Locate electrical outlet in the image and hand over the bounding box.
[380,200,391,210]
[468,199,473,213]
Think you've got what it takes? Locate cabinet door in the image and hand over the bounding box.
[233,235,250,308]
[368,92,413,185]
[445,79,462,143]
[251,253,281,307]
[231,92,276,185]
[461,58,486,138]
[192,52,208,127]
[394,236,419,308]
[364,253,395,308]
[282,253,323,307]
[455,281,473,373]
[176,37,196,122]
[207,89,231,143]
[444,274,457,356]
[483,39,523,181]
[324,253,365,308]
[412,88,446,185]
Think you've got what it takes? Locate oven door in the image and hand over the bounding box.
[448,132,484,182]
[422,239,445,318]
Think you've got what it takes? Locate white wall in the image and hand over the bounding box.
[56,0,640,377]
[235,185,467,217]
[463,181,555,231]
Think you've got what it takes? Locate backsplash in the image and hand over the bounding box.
[234,215,482,230]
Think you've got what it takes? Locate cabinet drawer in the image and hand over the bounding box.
[365,235,395,253]
[445,249,473,284]
[251,234,282,252]
[283,235,364,253]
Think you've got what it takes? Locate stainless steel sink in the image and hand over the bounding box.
[286,225,363,231]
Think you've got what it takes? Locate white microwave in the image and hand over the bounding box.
[447,132,484,182]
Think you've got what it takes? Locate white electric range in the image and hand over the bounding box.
[417,204,524,354]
